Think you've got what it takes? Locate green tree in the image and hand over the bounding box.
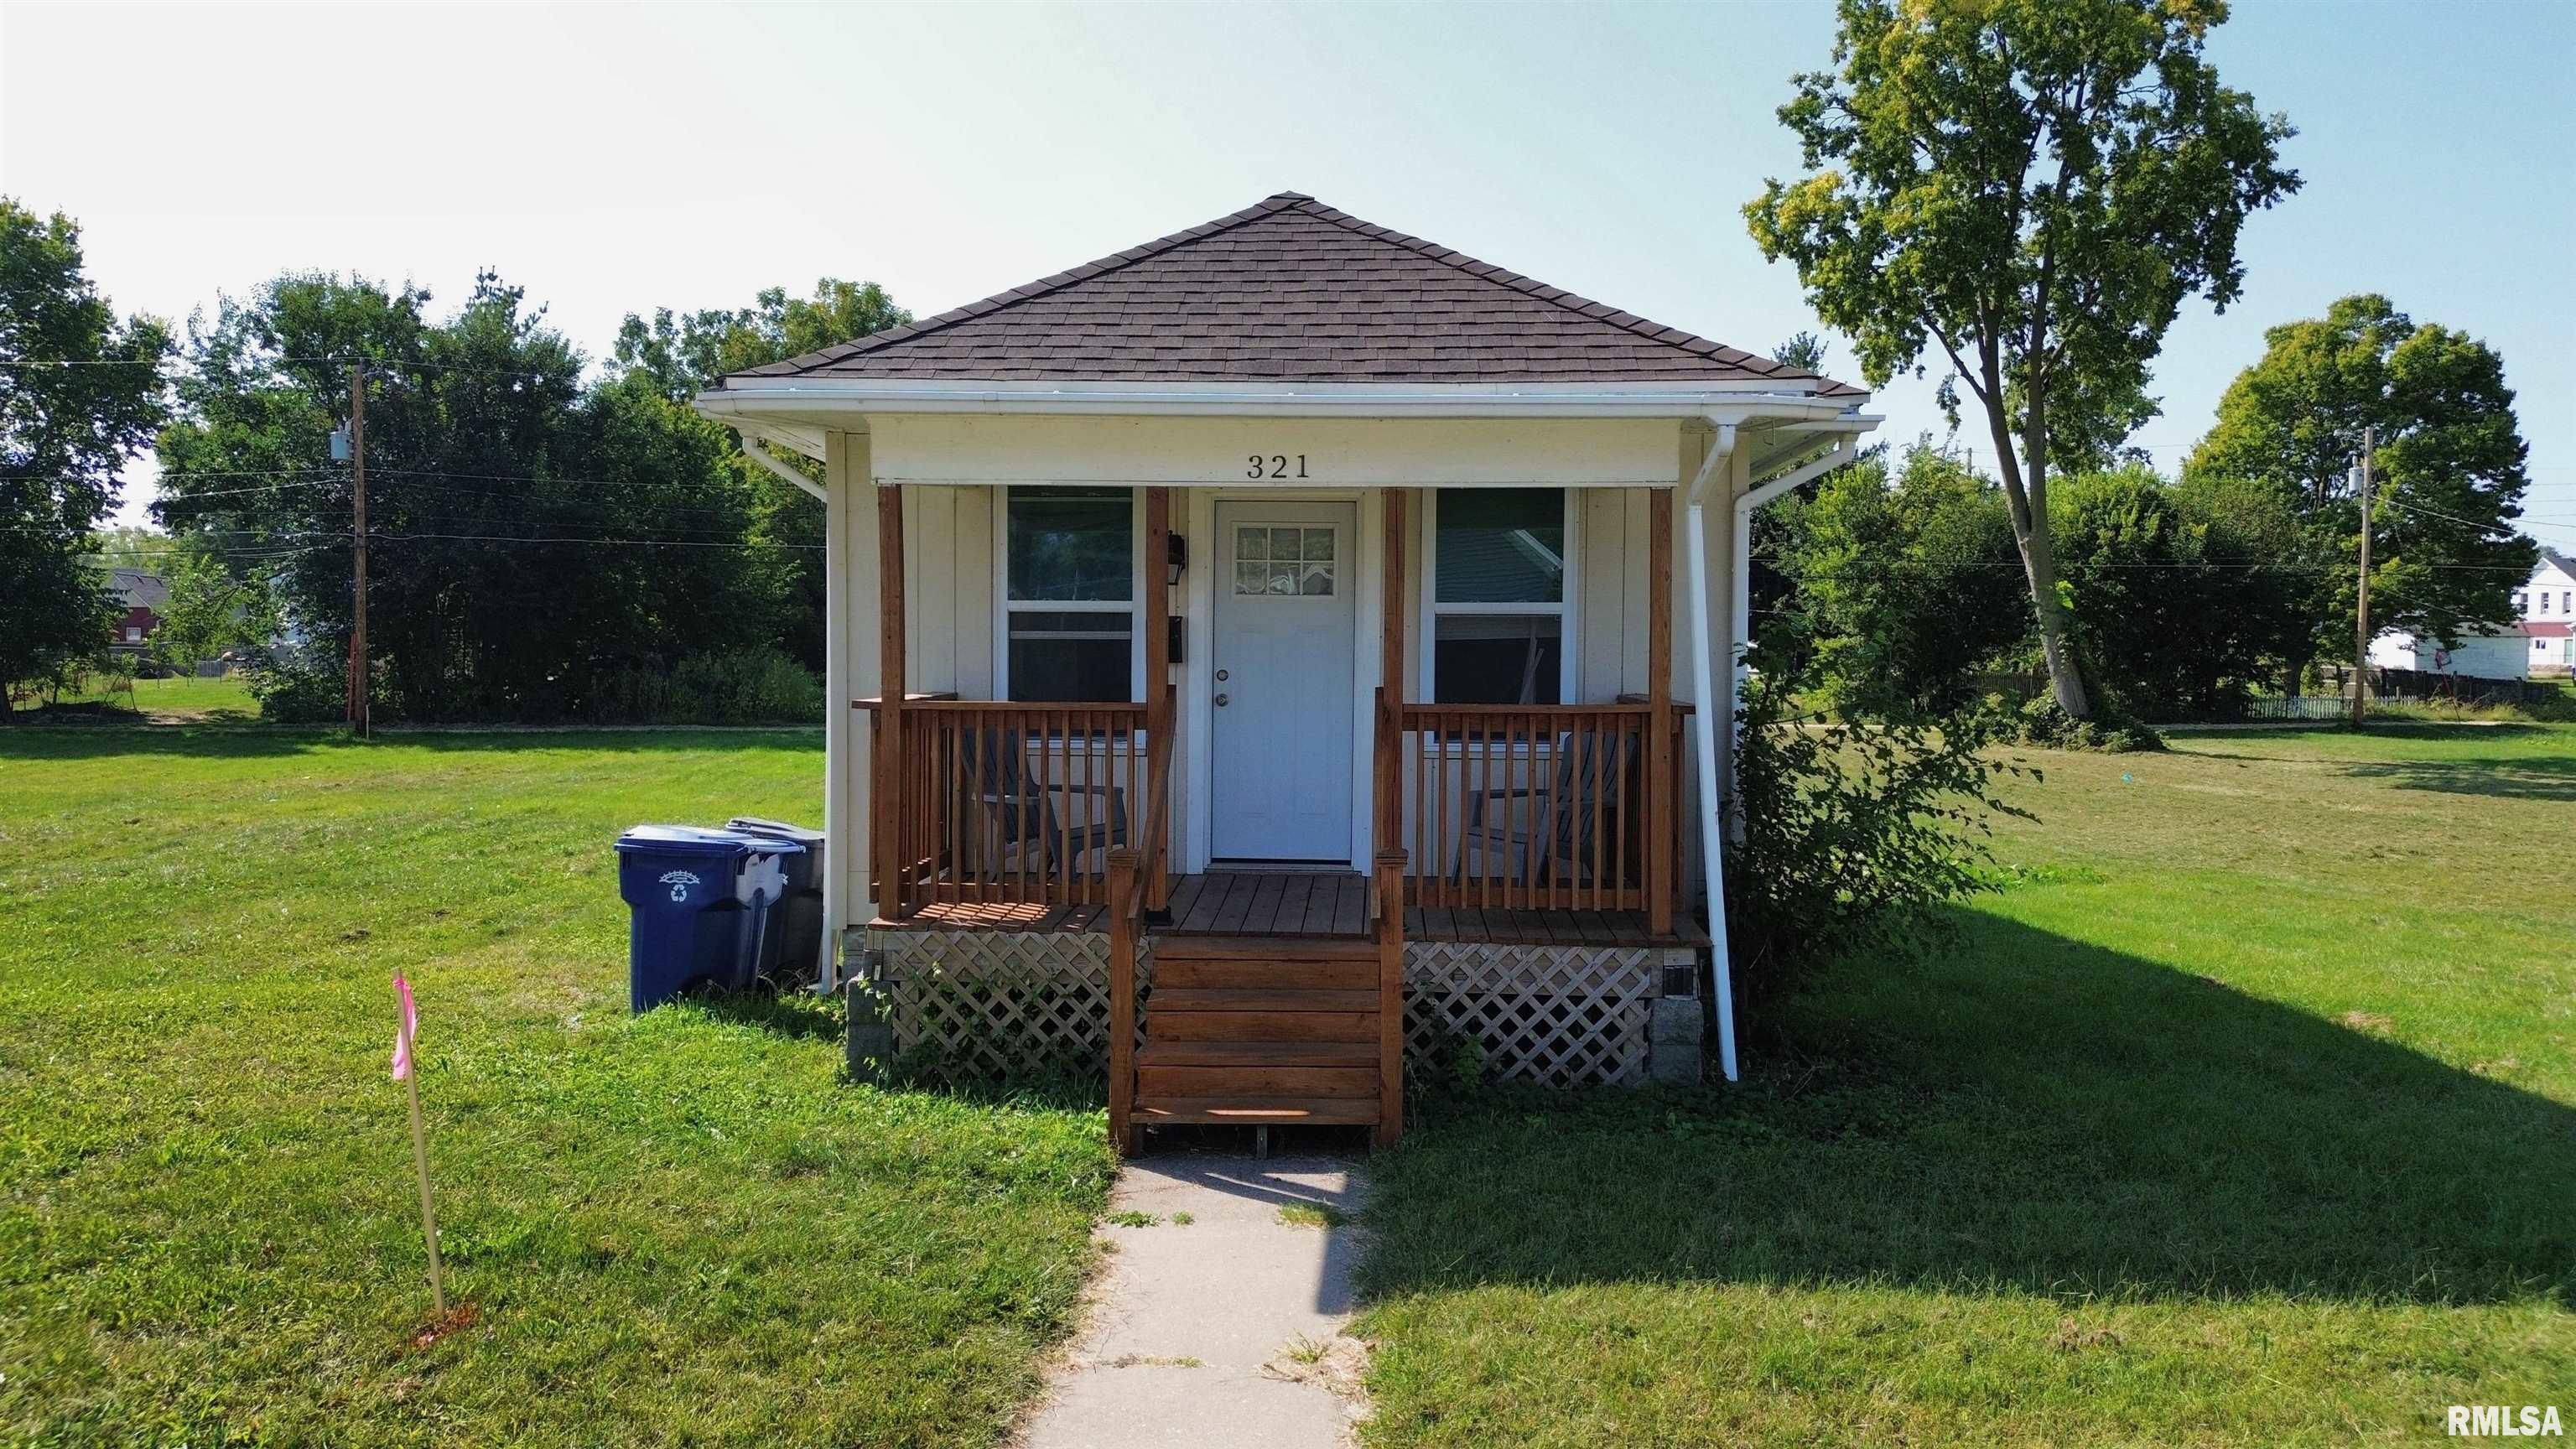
[1,201,171,714]
[611,278,908,402]
[1745,0,2299,719]
[2048,465,2301,719]
[158,271,767,720]
[2185,294,2537,672]
[1784,444,2031,715]
[152,546,267,678]
[611,278,911,669]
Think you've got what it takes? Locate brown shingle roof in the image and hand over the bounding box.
[724,193,1863,395]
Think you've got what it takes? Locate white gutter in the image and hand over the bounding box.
[733,428,831,503]
[1729,439,1860,782]
[1683,421,1740,1083]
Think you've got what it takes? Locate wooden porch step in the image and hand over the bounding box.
[1133,1095,1384,1126]
[1149,1010,1377,1042]
[1153,957,1377,990]
[1148,987,1380,1014]
[1151,934,1377,960]
[1137,1064,1377,1098]
[1138,1040,1376,1067]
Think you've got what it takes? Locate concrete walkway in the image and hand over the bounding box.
[1017,1155,1371,1449]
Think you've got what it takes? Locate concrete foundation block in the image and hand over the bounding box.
[846,960,895,1083]
[1647,995,1704,1085]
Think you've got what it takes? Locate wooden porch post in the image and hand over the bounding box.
[1143,486,1173,911]
[875,484,907,920]
[1645,487,1675,937]
[1378,488,1407,856]
[1107,846,1140,1155]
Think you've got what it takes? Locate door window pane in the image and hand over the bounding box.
[1435,489,1565,604]
[1233,523,1336,595]
[1433,615,1562,704]
[1006,610,1132,701]
[1007,487,1132,602]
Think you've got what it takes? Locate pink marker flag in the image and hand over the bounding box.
[391,971,418,1081]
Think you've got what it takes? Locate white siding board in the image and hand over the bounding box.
[1622,486,1654,697]
[1581,487,1628,702]
[953,486,998,695]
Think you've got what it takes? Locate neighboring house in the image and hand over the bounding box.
[106,569,167,652]
[2370,626,2534,680]
[2514,547,2576,673]
[2527,622,2574,673]
[2373,545,2576,678]
[692,192,1876,1148]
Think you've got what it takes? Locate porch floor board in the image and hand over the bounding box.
[870,870,1708,948]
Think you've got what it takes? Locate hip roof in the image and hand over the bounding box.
[719,192,1863,395]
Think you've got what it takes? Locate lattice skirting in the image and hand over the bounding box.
[862,929,1688,1088]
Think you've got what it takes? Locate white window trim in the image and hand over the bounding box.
[1416,486,1581,704]
[991,484,1146,704]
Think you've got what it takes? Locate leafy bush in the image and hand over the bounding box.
[1726,668,2033,1021]
[244,651,352,724]
[2007,695,2166,753]
[589,647,821,725]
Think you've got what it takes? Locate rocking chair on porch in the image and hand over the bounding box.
[957,728,1129,880]
[1453,729,1633,887]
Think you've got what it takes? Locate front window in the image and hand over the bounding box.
[1005,486,1133,701]
[1429,488,1567,704]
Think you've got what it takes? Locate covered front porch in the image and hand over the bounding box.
[849,475,1710,1144]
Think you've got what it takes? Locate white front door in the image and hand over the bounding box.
[1210,500,1357,860]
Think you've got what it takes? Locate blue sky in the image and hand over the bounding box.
[3,0,2568,548]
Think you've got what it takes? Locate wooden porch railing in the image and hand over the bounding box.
[1382,700,1689,923]
[860,699,1171,919]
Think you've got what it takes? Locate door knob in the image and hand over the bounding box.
[1214,693,1230,707]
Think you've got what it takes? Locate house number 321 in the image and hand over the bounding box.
[1246,454,1311,479]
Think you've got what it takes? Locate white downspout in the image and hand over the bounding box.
[817,439,849,992]
[1684,422,1739,1083]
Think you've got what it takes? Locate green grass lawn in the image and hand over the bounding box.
[8,721,2571,1446]
[1357,723,2576,1446]
[0,729,1113,1447]
[13,674,263,724]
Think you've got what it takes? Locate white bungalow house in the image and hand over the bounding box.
[693,192,1876,1150]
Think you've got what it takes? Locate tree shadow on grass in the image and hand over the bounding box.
[693,989,846,1044]
[2337,753,2576,802]
[0,724,821,764]
[1360,910,2576,1307]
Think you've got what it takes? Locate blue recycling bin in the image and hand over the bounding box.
[614,825,803,1010]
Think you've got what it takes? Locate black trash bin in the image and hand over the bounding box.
[725,816,826,987]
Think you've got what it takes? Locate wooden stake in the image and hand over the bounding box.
[402,1060,446,1314]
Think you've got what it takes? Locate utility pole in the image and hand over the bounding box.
[2350,424,2375,730]
[348,365,370,739]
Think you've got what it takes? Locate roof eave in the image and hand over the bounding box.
[692,378,1874,427]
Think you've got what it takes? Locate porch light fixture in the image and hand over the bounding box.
[1165,529,1187,585]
